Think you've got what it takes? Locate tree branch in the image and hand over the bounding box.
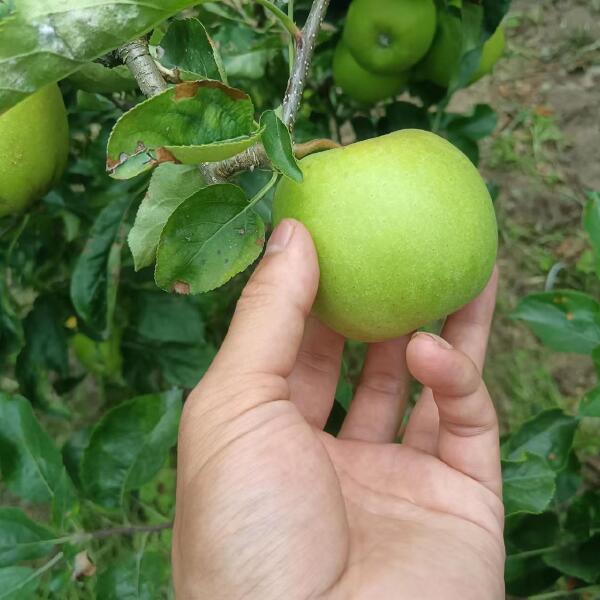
[282,0,331,128]
[120,0,331,182]
[211,0,331,179]
[118,38,167,97]
[82,521,173,541]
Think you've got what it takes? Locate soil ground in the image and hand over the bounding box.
[449,0,600,447]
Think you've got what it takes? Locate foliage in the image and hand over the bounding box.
[4,0,598,598]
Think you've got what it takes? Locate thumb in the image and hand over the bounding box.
[211,218,320,379]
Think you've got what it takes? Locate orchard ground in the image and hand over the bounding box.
[454,0,600,467]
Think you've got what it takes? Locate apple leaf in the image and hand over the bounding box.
[159,18,223,82]
[67,63,137,94]
[128,164,206,271]
[155,184,265,295]
[0,508,55,567]
[260,110,303,183]
[502,454,556,517]
[579,384,600,418]
[0,567,39,600]
[107,81,262,179]
[0,0,201,113]
[70,193,132,336]
[512,290,600,354]
[81,390,182,509]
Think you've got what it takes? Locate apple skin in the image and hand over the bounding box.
[333,42,409,105]
[343,0,437,75]
[272,129,497,342]
[0,84,69,218]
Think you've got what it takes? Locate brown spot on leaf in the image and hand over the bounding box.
[256,238,265,247]
[135,140,148,153]
[106,156,123,171]
[566,312,574,321]
[173,281,191,295]
[174,79,247,102]
[155,147,179,165]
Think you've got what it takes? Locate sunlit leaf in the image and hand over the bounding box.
[155,184,265,294]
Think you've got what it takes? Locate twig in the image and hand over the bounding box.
[118,38,167,97]
[255,0,302,41]
[82,521,173,541]
[529,584,600,599]
[282,0,331,128]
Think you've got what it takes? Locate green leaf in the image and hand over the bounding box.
[0,508,55,567]
[512,290,600,354]
[260,110,303,183]
[159,19,221,81]
[579,384,600,417]
[212,23,280,80]
[505,555,560,598]
[502,453,556,516]
[583,191,600,275]
[132,292,205,345]
[0,394,77,511]
[544,534,600,583]
[482,0,511,35]
[445,104,498,141]
[554,451,583,504]
[128,164,206,271]
[565,491,600,540]
[96,551,167,600]
[155,184,265,294]
[0,0,201,113]
[70,195,131,336]
[81,390,182,509]
[0,566,39,600]
[106,82,262,179]
[15,295,69,410]
[67,63,137,94]
[505,512,560,554]
[502,409,579,471]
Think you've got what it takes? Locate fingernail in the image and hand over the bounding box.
[411,331,453,349]
[265,219,295,255]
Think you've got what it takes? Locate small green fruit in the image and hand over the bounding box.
[0,84,69,217]
[343,0,437,75]
[333,42,409,105]
[273,130,497,342]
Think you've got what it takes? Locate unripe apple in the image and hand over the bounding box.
[273,130,497,342]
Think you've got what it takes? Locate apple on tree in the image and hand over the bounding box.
[0,84,69,217]
[273,129,497,342]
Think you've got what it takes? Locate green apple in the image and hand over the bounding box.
[418,10,506,88]
[0,84,69,218]
[333,42,409,105]
[273,129,497,342]
[343,0,437,75]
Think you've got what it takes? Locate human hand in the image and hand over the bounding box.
[172,219,505,600]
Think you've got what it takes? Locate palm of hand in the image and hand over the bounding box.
[173,223,504,599]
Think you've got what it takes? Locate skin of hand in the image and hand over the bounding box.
[172,219,505,600]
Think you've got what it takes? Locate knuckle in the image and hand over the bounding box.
[236,276,280,314]
[297,348,340,376]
